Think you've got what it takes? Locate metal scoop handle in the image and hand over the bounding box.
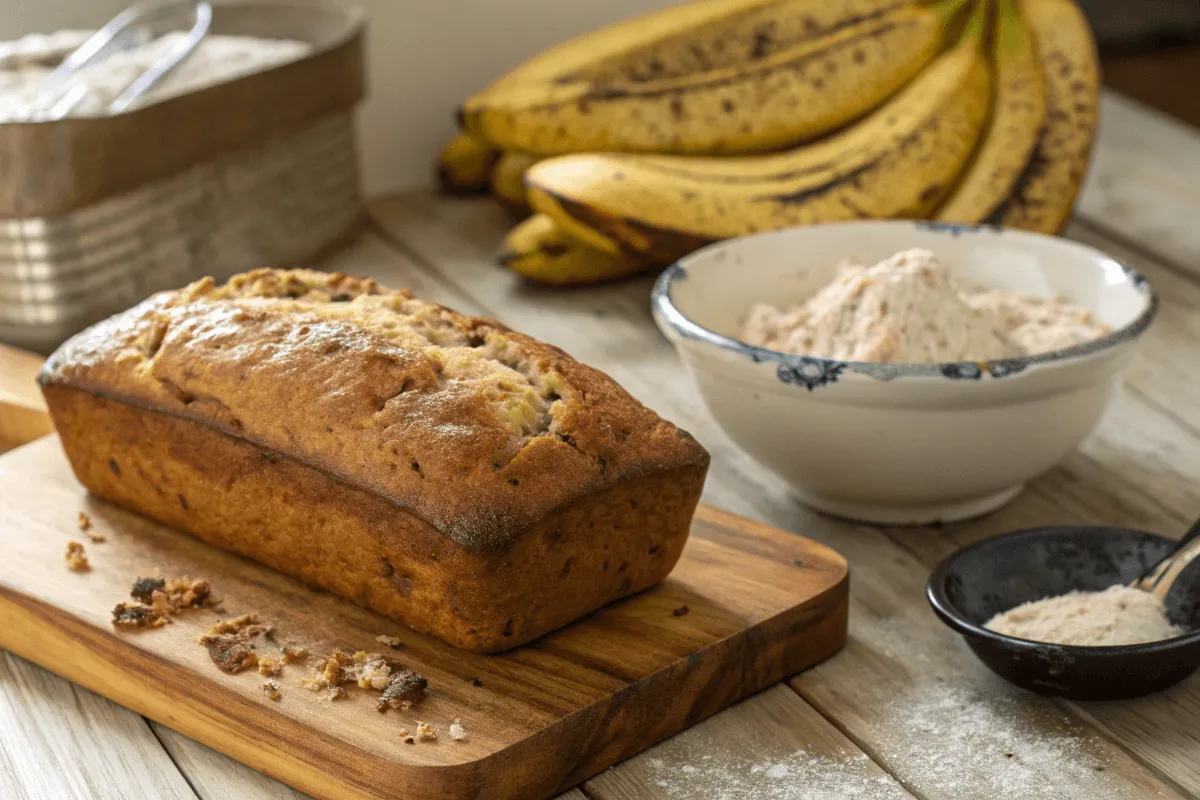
[1134,516,1200,601]
[21,0,212,120]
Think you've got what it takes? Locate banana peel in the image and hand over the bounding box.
[489,152,541,217]
[499,214,652,286]
[988,0,1100,233]
[468,0,1099,285]
[525,24,992,261]
[436,133,499,195]
[936,0,1046,223]
[462,0,945,155]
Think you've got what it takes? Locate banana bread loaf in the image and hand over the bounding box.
[39,268,709,652]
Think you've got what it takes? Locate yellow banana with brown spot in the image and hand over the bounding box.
[462,0,950,156]
[436,133,499,195]
[525,1,991,262]
[937,0,1045,222]
[988,0,1098,232]
[499,214,651,286]
[489,152,541,216]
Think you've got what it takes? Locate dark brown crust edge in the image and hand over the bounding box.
[43,385,707,652]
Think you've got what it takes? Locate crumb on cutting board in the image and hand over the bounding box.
[354,652,393,691]
[258,654,284,677]
[295,648,428,711]
[672,605,690,617]
[376,669,428,712]
[64,541,90,572]
[281,643,308,663]
[131,576,212,612]
[198,614,269,674]
[262,679,282,701]
[129,577,166,603]
[205,612,264,636]
[416,721,438,741]
[78,511,106,542]
[112,601,167,629]
[112,576,213,631]
[376,634,403,649]
[298,650,352,697]
[449,719,467,741]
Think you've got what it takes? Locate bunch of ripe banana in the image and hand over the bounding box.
[437,0,1099,285]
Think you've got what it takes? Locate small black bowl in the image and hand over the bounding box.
[927,526,1200,700]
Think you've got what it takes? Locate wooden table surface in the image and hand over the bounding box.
[4,89,1200,799]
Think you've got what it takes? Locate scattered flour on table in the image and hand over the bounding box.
[740,248,1108,363]
[877,682,1147,799]
[857,617,1167,799]
[642,747,910,800]
[636,677,1166,800]
[984,585,1186,646]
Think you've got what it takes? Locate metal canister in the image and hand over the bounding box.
[0,0,366,353]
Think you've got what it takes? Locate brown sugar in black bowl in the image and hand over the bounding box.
[927,526,1200,700]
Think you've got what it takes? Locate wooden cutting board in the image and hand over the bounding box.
[0,343,53,453]
[0,436,848,800]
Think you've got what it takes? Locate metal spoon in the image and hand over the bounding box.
[1132,515,1200,601]
[15,0,212,121]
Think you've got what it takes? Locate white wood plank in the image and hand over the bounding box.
[0,652,196,800]
[585,685,915,800]
[151,724,310,800]
[367,194,1189,800]
[1079,91,1200,274]
[1068,220,1200,434]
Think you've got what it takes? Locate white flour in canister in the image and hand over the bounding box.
[984,585,1186,647]
[0,30,309,121]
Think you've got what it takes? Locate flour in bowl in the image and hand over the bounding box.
[984,585,1186,647]
[740,248,1109,363]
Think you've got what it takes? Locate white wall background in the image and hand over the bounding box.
[0,0,671,195]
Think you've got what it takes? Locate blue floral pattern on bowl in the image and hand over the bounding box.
[913,221,1003,237]
[652,221,1158,391]
[777,358,846,391]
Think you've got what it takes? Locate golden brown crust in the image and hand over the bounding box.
[40,268,708,554]
[43,335,706,651]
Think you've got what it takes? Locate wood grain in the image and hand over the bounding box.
[1080,91,1200,277]
[585,684,917,800]
[0,437,847,800]
[151,723,312,800]
[0,652,197,800]
[368,192,1194,799]
[152,722,591,800]
[0,343,52,454]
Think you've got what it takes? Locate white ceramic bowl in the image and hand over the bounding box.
[652,221,1157,525]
